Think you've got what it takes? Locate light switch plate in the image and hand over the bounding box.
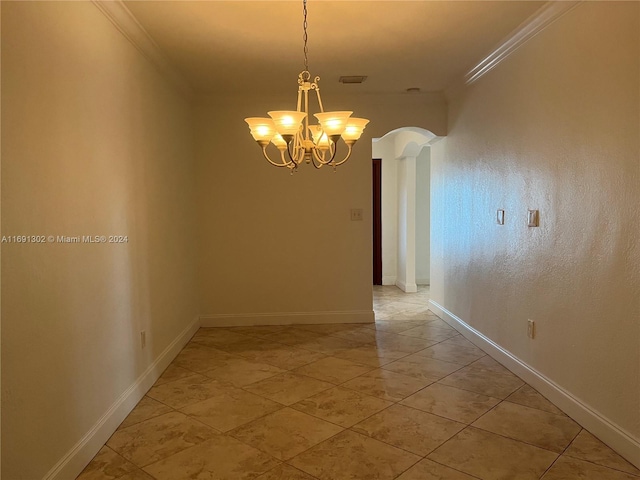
[497,209,505,225]
[527,209,539,227]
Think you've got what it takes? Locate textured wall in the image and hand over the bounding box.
[431,0,639,445]
[1,3,198,477]
[195,92,446,319]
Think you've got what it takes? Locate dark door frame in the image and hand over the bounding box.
[372,158,382,285]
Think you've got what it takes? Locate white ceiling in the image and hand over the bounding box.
[124,1,545,95]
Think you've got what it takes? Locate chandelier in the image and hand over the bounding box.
[245,0,369,172]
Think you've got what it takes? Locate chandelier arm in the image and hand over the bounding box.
[286,134,304,166]
[326,136,341,163]
[304,89,310,141]
[310,155,323,169]
[261,145,294,168]
[330,143,354,167]
[311,147,330,165]
[310,137,335,165]
[314,86,325,113]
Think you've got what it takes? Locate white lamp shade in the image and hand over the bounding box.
[309,125,330,150]
[245,117,276,142]
[268,111,306,136]
[342,117,370,142]
[314,111,352,136]
[271,134,287,149]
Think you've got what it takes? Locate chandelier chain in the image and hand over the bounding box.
[302,0,309,72]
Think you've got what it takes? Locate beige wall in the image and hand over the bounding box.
[1,2,198,478]
[195,92,445,320]
[431,0,639,452]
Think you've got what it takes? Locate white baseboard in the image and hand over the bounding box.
[396,279,418,293]
[429,300,640,470]
[44,316,201,480]
[200,310,374,327]
[416,278,430,286]
[382,276,397,286]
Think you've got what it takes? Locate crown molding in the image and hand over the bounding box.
[465,1,582,85]
[92,1,193,98]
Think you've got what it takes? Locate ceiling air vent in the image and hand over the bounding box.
[339,76,368,84]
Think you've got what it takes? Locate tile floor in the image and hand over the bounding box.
[79,286,640,480]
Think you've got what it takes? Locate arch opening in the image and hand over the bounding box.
[372,127,442,292]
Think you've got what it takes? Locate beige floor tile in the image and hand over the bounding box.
[467,355,511,374]
[428,427,558,479]
[330,327,394,344]
[146,374,230,409]
[180,386,282,432]
[381,355,462,381]
[441,335,482,350]
[342,368,434,402]
[230,407,343,460]
[262,328,327,347]
[563,430,640,476]
[438,365,524,399]
[425,318,456,330]
[541,456,640,480]
[106,412,218,467]
[255,464,318,480]
[353,404,465,456]
[213,336,282,356]
[295,323,367,335]
[412,342,485,366]
[400,383,500,424]
[374,304,410,317]
[239,344,326,370]
[116,470,155,480]
[171,343,236,373]
[118,396,173,430]
[190,328,254,348]
[365,320,426,334]
[290,430,421,480]
[82,286,638,480]
[386,311,434,321]
[293,335,364,355]
[153,364,197,387]
[244,372,333,405]
[143,435,280,479]
[293,356,373,384]
[228,325,288,338]
[334,345,404,367]
[396,458,478,480]
[292,386,392,427]
[400,325,458,341]
[472,401,581,453]
[369,333,439,354]
[200,356,285,387]
[505,384,565,415]
[77,446,139,480]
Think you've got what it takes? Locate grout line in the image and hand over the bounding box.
[93,290,621,479]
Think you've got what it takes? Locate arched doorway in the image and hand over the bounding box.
[372,127,442,292]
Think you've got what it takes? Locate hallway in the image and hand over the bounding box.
[78,288,639,479]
